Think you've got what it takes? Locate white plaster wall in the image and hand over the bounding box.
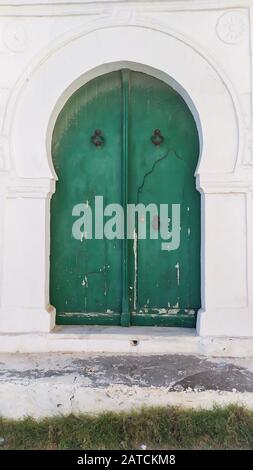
[0,0,252,344]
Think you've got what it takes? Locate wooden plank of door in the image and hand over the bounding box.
[120,69,130,326]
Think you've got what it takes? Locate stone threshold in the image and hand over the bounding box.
[0,326,253,357]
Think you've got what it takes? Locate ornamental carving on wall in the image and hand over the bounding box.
[216,10,248,44]
[3,20,29,52]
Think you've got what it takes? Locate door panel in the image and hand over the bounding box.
[51,72,123,324]
[50,70,200,327]
[129,72,200,326]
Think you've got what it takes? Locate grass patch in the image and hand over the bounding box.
[0,405,253,450]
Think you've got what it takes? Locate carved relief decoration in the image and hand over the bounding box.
[216,10,248,44]
[3,20,29,52]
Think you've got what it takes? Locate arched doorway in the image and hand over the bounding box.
[50,70,200,327]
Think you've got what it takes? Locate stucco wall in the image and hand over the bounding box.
[0,0,252,345]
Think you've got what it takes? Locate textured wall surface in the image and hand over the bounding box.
[0,1,252,343]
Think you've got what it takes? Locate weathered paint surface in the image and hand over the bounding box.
[128,72,200,326]
[50,70,200,327]
[51,72,123,325]
[1,353,253,418]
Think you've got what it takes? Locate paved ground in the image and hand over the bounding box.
[1,353,253,418]
[1,353,253,392]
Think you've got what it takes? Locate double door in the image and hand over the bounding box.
[50,70,200,327]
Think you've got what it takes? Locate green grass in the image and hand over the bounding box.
[0,405,253,450]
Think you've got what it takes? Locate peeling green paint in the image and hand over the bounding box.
[50,70,200,327]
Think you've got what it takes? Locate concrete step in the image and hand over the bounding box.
[1,326,253,356]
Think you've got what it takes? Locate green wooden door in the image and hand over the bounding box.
[50,70,200,327]
[128,72,200,327]
[51,72,123,325]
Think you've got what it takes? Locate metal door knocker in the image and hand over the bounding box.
[151,129,164,146]
[91,129,105,147]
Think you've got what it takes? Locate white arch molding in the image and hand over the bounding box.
[1,17,253,337]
